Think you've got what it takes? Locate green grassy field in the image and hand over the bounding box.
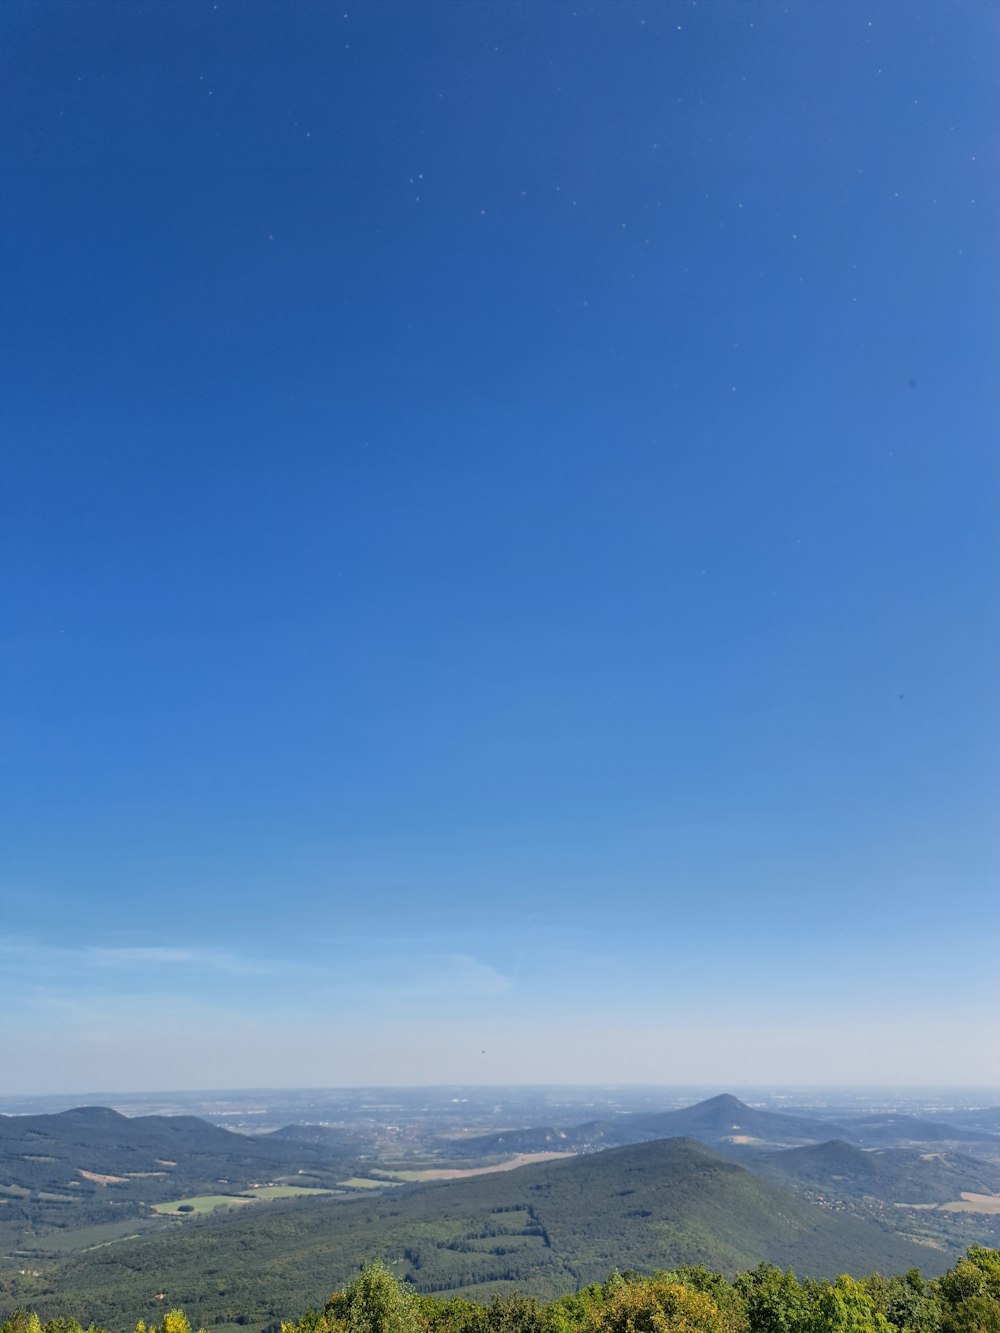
[155,1186,341,1214]
[153,1195,257,1215]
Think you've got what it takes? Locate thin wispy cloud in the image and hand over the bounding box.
[0,933,517,1007]
[83,944,286,977]
[0,937,295,985]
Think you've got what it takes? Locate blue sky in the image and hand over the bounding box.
[1,0,997,1093]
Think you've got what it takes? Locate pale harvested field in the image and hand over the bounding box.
[386,1152,575,1182]
[78,1169,129,1184]
[942,1192,1000,1214]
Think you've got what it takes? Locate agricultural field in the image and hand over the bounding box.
[154,1187,341,1214]
[153,1195,257,1215]
[376,1152,575,1182]
[943,1193,1000,1215]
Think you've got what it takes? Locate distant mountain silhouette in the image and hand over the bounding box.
[937,1106,1000,1135]
[831,1113,994,1146]
[268,1122,361,1148]
[621,1093,840,1144]
[0,1105,348,1205]
[751,1137,1000,1203]
[454,1094,999,1159]
[457,1093,842,1155]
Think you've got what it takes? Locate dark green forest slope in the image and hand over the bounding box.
[1,1140,950,1332]
[0,1107,349,1195]
[751,1141,1000,1205]
[5,1246,1000,1333]
[0,1108,351,1261]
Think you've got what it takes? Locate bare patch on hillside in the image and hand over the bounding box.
[942,1192,1000,1214]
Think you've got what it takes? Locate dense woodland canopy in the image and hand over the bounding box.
[4,1248,1000,1333]
[5,1104,1000,1330]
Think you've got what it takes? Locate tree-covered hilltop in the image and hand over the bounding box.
[4,1248,1000,1333]
[1,1137,950,1331]
[4,1098,997,1286]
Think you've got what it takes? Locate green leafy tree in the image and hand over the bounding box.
[414,1295,483,1333]
[736,1264,807,1333]
[1,1314,42,1333]
[282,1311,334,1333]
[808,1276,893,1333]
[663,1268,746,1333]
[585,1278,730,1333]
[937,1249,1000,1333]
[332,1263,421,1333]
[864,1271,939,1333]
[161,1315,191,1333]
[42,1320,84,1333]
[543,1282,609,1333]
[480,1294,545,1333]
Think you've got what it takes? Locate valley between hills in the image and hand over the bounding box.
[2,1092,1000,1333]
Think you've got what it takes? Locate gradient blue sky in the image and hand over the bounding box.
[1,0,997,1094]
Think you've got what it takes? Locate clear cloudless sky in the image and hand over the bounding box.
[1,0,997,1094]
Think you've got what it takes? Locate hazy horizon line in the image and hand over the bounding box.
[4,1081,1000,1101]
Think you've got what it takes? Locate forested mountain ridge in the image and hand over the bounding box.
[0,1137,951,1331]
[931,1107,1000,1135]
[5,1094,1000,1295]
[751,1140,1000,1205]
[0,1107,347,1182]
[829,1117,995,1148]
[453,1095,835,1156]
[0,1106,349,1190]
[0,1107,351,1263]
[453,1097,999,1158]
